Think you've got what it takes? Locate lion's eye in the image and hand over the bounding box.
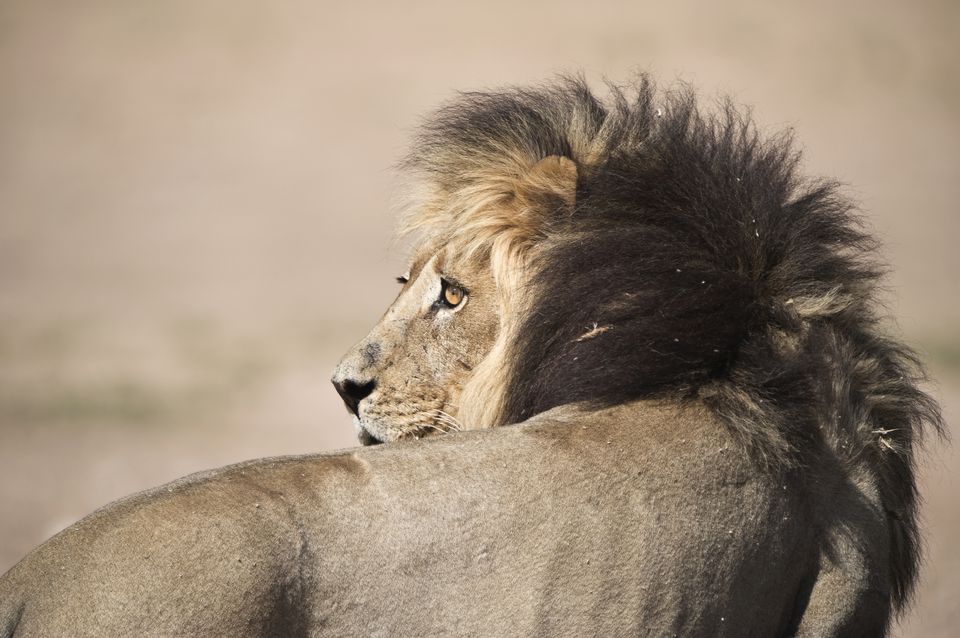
[396,275,409,285]
[444,286,463,307]
[440,279,465,308]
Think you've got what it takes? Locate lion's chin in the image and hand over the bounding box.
[357,426,384,446]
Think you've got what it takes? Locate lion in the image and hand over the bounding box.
[0,76,942,637]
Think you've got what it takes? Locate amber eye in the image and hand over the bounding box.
[440,280,465,308]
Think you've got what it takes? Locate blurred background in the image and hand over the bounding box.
[0,1,956,633]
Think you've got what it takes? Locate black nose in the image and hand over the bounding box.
[332,378,376,417]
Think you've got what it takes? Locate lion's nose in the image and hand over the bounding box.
[331,377,377,417]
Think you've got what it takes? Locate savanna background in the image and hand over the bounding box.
[1,1,957,633]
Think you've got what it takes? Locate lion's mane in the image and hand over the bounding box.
[400,75,943,612]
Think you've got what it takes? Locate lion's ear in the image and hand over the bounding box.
[515,155,578,214]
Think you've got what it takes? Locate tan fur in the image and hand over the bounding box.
[399,154,576,293]
[0,400,890,636]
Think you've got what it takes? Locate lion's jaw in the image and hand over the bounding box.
[332,248,501,445]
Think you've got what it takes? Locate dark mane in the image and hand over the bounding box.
[412,75,943,613]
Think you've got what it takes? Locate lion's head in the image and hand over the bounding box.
[332,149,578,444]
[332,75,830,450]
[330,244,499,445]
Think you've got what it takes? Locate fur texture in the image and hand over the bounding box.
[400,75,943,614]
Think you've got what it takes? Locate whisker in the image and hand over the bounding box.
[431,409,463,432]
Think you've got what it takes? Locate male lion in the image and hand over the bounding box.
[0,76,942,637]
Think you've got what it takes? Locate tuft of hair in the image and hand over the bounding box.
[399,74,943,614]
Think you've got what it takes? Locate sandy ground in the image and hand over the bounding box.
[1,1,957,634]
